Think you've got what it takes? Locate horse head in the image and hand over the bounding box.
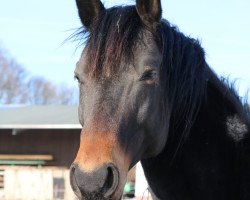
[70,0,169,199]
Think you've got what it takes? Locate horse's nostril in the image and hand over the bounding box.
[104,164,119,197]
[69,164,82,199]
[106,167,114,189]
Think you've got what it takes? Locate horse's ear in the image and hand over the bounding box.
[136,0,162,28]
[76,0,105,30]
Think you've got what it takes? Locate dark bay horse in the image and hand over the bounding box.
[69,0,250,199]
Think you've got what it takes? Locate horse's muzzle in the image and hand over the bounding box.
[70,163,119,199]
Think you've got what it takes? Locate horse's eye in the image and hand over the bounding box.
[74,75,80,82]
[74,75,84,87]
[139,70,158,83]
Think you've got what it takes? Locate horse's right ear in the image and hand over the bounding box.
[136,0,162,29]
[76,0,105,30]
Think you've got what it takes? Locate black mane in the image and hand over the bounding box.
[159,19,207,140]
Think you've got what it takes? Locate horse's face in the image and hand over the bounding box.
[70,0,166,199]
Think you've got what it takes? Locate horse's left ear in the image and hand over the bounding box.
[136,0,162,28]
[76,0,105,30]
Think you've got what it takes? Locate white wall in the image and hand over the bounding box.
[135,163,152,200]
[2,167,76,200]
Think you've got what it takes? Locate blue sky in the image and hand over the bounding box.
[0,0,249,99]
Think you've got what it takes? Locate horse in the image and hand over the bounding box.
[69,0,250,199]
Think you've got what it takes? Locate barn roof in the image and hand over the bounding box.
[0,105,81,129]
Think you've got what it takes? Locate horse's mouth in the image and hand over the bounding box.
[77,192,123,200]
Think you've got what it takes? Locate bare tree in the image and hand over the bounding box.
[0,46,78,105]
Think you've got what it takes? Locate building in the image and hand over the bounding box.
[0,105,81,200]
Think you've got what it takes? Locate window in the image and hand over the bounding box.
[0,170,4,199]
[53,177,65,200]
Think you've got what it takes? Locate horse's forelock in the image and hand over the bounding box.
[84,6,144,79]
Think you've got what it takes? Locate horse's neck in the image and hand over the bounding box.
[141,69,250,199]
